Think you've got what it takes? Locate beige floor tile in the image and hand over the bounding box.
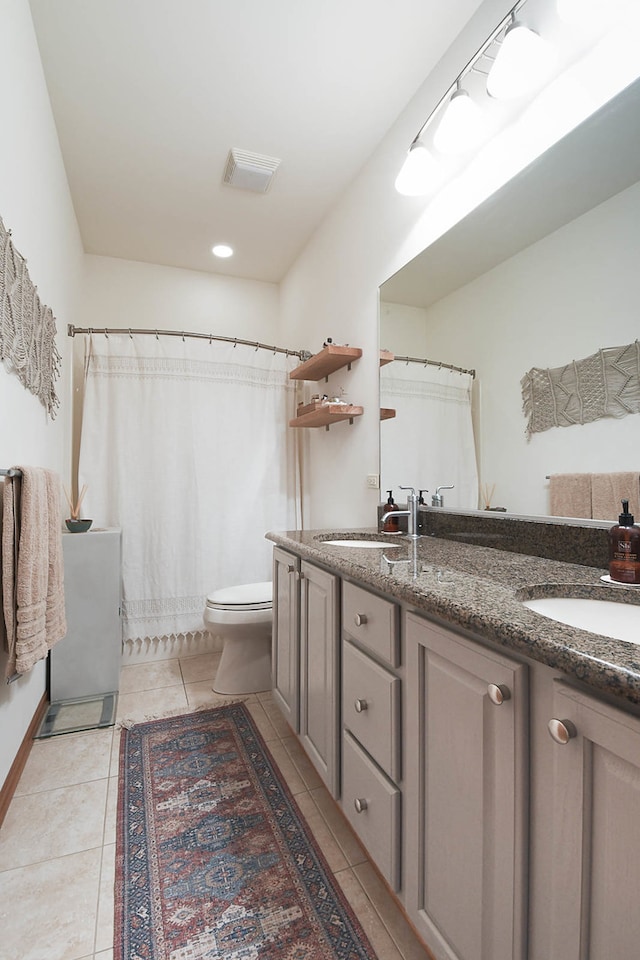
[179,651,221,684]
[95,843,116,955]
[335,867,404,960]
[354,861,430,960]
[183,681,256,710]
[0,779,109,870]
[245,700,279,741]
[281,735,324,790]
[0,848,101,960]
[15,727,113,796]
[110,727,123,778]
[119,659,183,694]
[104,776,119,846]
[290,797,349,873]
[259,698,294,738]
[263,739,306,795]
[116,684,189,724]
[95,952,114,959]
[310,785,368,867]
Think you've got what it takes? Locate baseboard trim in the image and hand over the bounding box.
[0,693,48,828]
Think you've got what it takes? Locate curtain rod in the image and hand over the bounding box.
[67,324,311,360]
[391,354,476,378]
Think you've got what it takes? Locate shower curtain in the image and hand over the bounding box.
[380,361,478,509]
[78,334,300,645]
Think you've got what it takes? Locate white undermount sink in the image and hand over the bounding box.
[523,597,640,645]
[322,539,399,549]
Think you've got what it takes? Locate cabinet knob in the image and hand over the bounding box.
[354,798,368,813]
[487,683,511,705]
[354,698,368,713]
[298,571,305,581]
[354,613,368,626]
[548,718,577,745]
[287,563,295,574]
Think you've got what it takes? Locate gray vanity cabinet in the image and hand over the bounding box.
[299,560,340,797]
[404,612,528,960]
[546,681,640,959]
[272,547,301,732]
[341,581,402,890]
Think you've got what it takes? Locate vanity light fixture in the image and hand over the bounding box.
[486,17,549,99]
[394,141,441,196]
[212,244,234,258]
[395,0,555,195]
[433,83,483,155]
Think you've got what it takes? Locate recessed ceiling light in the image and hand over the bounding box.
[212,244,234,258]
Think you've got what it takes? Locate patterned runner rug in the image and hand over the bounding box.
[115,703,377,960]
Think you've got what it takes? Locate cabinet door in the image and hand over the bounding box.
[300,560,340,797]
[271,547,300,732]
[547,681,640,960]
[405,613,528,960]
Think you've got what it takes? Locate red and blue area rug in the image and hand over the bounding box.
[115,702,377,960]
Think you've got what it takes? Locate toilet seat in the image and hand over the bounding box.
[206,581,272,612]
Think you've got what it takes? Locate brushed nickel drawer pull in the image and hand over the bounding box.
[548,718,577,744]
[354,698,368,713]
[354,798,368,813]
[487,683,511,705]
[354,613,368,626]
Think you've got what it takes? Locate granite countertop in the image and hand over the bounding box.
[266,528,640,708]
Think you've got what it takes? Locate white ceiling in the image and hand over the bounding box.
[28,0,485,283]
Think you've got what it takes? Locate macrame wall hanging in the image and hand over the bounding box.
[0,216,61,418]
[521,340,640,439]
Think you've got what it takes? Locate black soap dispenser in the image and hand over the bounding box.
[383,490,399,533]
[609,499,640,584]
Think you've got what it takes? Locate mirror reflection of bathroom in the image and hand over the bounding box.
[379,76,640,520]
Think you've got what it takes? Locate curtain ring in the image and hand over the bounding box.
[255,342,259,351]
[182,331,185,342]
[89,327,94,335]
[104,329,109,339]
[209,334,212,345]
[233,338,237,348]
[155,329,159,340]
[129,328,133,339]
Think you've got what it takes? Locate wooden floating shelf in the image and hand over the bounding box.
[289,344,362,382]
[380,408,396,421]
[379,350,394,367]
[289,402,364,429]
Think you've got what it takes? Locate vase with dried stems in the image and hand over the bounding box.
[64,483,92,532]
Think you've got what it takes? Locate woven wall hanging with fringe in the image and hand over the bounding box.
[521,340,640,439]
[0,216,61,418]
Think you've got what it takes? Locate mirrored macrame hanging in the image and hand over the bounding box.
[0,216,61,418]
[521,341,640,439]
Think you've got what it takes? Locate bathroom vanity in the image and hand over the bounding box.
[267,524,640,960]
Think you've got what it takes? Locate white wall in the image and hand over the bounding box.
[0,0,84,788]
[414,180,640,517]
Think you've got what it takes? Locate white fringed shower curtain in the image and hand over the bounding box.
[380,361,478,509]
[78,334,300,645]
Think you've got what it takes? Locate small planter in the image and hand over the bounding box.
[65,518,93,533]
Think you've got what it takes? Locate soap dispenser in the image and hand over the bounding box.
[609,499,640,584]
[383,490,399,533]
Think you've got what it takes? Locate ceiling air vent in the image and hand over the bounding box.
[223,148,281,193]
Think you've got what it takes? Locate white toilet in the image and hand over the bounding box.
[203,581,273,695]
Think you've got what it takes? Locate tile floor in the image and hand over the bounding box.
[0,651,429,960]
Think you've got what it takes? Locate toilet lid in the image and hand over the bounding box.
[206,581,272,611]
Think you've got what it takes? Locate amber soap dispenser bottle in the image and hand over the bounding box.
[383,490,399,533]
[609,499,640,584]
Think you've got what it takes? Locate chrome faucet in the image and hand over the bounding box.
[381,485,421,539]
[432,484,454,507]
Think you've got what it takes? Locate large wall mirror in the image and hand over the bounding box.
[379,76,640,521]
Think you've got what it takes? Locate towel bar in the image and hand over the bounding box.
[0,468,22,477]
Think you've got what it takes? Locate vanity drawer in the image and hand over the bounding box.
[342,581,399,667]
[343,640,400,782]
[342,731,401,891]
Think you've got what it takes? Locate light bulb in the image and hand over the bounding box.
[394,142,440,196]
[487,21,550,100]
[433,88,483,155]
[212,244,234,258]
